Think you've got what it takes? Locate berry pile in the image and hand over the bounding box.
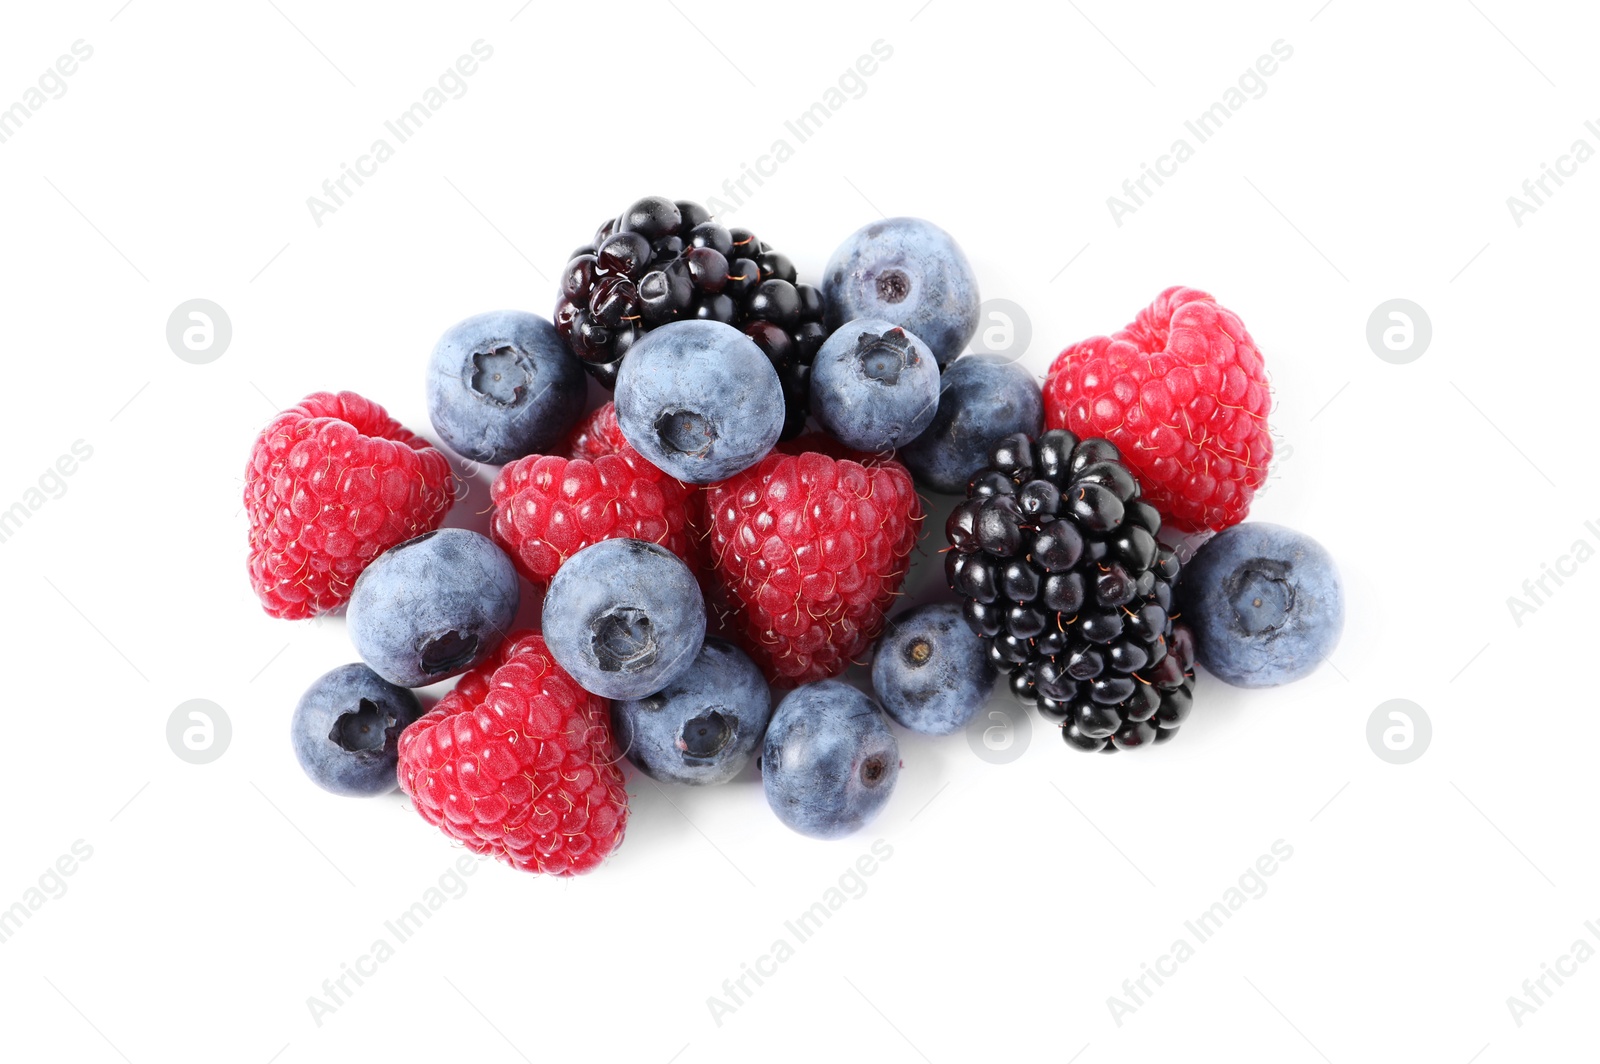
[947,431,1196,751]
[555,196,827,438]
[244,195,1343,878]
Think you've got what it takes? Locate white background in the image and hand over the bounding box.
[0,1,1589,1060]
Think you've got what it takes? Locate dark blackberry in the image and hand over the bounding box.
[945,429,1197,752]
[554,196,828,439]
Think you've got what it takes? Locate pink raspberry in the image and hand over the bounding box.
[1044,286,1271,533]
[244,391,454,619]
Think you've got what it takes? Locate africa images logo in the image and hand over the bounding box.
[706,839,894,1026]
[1106,840,1294,1026]
[305,41,494,227]
[1106,40,1294,227]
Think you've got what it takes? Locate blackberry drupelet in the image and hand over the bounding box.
[945,430,1197,752]
[554,196,828,438]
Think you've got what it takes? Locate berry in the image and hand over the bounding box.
[809,320,940,452]
[425,310,586,465]
[397,631,627,875]
[245,391,454,620]
[347,529,520,688]
[554,197,827,437]
[562,400,628,461]
[762,680,900,839]
[490,417,699,586]
[822,217,980,367]
[614,319,785,484]
[1043,286,1271,533]
[703,438,924,686]
[291,663,424,796]
[898,354,1044,494]
[946,430,1198,752]
[542,538,707,700]
[1178,523,1343,688]
[871,603,995,735]
[611,637,772,785]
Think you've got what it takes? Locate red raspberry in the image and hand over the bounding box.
[562,401,627,461]
[1043,286,1272,533]
[703,436,924,686]
[245,391,454,619]
[490,414,699,585]
[397,631,627,876]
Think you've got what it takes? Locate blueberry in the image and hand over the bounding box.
[347,529,520,687]
[809,320,940,452]
[822,217,980,368]
[1179,523,1344,688]
[542,538,706,699]
[612,638,771,785]
[291,663,424,796]
[898,355,1044,494]
[425,310,586,464]
[762,680,900,839]
[871,603,996,735]
[614,319,785,484]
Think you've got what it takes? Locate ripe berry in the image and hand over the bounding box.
[397,631,628,875]
[899,355,1045,494]
[291,664,423,797]
[871,603,996,735]
[762,680,900,839]
[613,320,785,484]
[347,529,520,688]
[1179,523,1343,687]
[822,217,980,367]
[946,430,1198,752]
[702,437,924,686]
[611,637,772,785]
[541,538,707,700]
[425,310,586,465]
[244,391,454,620]
[1044,286,1272,533]
[809,320,940,452]
[555,196,828,438]
[490,405,701,585]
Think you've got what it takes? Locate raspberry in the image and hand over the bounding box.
[1043,286,1271,533]
[490,408,699,585]
[702,436,923,686]
[561,401,627,461]
[245,391,454,620]
[397,631,627,876]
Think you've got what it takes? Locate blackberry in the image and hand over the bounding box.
[554,196,828,439]
[945,430,1197,752]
